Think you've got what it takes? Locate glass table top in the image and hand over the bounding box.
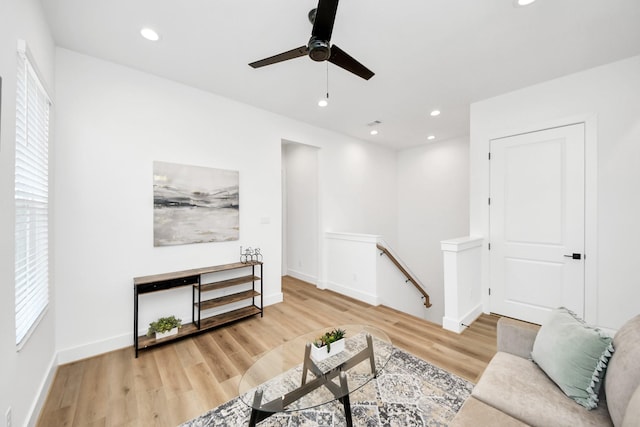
[238,324,393,413]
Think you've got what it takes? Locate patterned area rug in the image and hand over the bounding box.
[181,348,473,426]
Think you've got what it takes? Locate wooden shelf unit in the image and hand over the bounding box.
[134,262,263,357]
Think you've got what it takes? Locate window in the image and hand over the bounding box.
[15,42,51,347]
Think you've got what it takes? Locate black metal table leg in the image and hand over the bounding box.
[340,394,353,427]
[339,371,353,427]
[248,407,270,427]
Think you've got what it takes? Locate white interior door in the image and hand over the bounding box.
[490,123,585,324]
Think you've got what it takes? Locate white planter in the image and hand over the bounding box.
[311,338,345,362]
[155,327,179,340]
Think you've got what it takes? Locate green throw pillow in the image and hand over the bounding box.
[531,307,614,409]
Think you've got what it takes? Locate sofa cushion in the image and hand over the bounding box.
[473,352,612,427]
[449,396,530,427]
[497,317,540,359]
[621,385,640,427]
[531,307,613,409]
[605,315,640,426]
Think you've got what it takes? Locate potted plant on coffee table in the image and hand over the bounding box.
[311,328,346,361]
[147,315,182,339]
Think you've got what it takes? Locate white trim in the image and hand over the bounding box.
[286,269,317,286]
[56,290,282,364]
[27,353,58,427]
[582,117,598,325]
[17,39,54,105]
[443,304,484,334]
[57,333,131,364]
[440,236,484,252]
[324,280,379,306]
[16,306,49,352]
[324,231,382,243]
[263,291,284,307]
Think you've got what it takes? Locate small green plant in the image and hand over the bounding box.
[147,315,182,337]
[313,328,346,353]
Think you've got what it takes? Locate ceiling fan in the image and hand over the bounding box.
[248,0,375,80]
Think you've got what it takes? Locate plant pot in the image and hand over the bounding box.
[155,327,178,340]
[311,338,345,362]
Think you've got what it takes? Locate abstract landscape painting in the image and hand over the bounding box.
[153,161,239,246]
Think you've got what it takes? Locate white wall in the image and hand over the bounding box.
[397,136,470,324]
[324,232,381,304]
[470,55,640,330]
[54,48,283,360]
[53,48,400,362]
[318,137,398,241]
[283,142,319,284]
[279,127,399,289]
[0,1,57,426]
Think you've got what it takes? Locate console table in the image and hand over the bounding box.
[133,262,263,357]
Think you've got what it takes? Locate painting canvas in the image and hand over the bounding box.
[153,161,239,246]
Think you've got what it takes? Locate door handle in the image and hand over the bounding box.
[564,253,582,260]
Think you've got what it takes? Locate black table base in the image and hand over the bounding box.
[247,334,377,427]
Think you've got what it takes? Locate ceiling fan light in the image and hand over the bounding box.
[318,99,328,107]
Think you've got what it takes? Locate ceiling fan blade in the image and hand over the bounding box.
[249,46,309,68]
[311,0,339,42]
[328,45,375,80]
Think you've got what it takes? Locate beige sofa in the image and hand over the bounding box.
[450,315,640,427]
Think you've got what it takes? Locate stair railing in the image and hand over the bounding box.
[376,243,432,308]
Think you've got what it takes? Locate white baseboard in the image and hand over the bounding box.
[286,269,317,285]
[57,294,284,365]
[264,292,283,306]
[442,304,484,334]
[325,281,379,306]
[37,291,283,427]
[27,353,58,427]
[57,332,131,364]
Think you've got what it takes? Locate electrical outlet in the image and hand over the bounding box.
[5,407,11,427]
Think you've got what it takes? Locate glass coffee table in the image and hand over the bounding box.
[238,324,393,427]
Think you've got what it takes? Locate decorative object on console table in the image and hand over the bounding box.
[133,261,263,357]
[311,328,346,361]
[153,161,239,247]
[147,315,182,339]
[240,246,263,264]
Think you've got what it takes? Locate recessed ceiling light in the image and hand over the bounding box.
[140,27,160,41]
[427,135,436,141]
[370,130,379,136]
[430,110,441,117]
[318,98,328,107]
[515,0,536,6]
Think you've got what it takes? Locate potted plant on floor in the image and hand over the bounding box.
[147,315,182,339]
[311,328,346,361]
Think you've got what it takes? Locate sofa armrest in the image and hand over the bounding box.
[497,317,540,359]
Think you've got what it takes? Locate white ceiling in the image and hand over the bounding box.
[41,0,640,150]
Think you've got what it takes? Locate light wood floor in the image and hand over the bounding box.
[37,276,498,427]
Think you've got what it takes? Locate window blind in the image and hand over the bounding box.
[15,45,51,346]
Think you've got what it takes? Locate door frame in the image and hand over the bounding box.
[484,115,598,324]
